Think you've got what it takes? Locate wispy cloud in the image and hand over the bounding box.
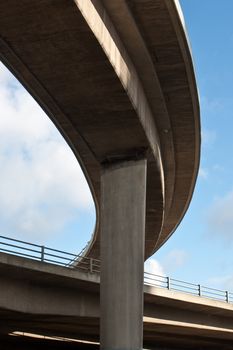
[144,249,188,278]
[207,191,233,244]
[162,249,188,273]
[201,95,223,113]
[198,164,224,182]
[0,63,94,241]
[144,258,165,276]
[198,167,208,180]
[201,128,216,147]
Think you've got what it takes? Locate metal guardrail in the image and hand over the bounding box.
[144,272,233,303]
[0,235,100,273]
[0,235,232,304]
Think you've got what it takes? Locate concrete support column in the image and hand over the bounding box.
[100,159,147,350]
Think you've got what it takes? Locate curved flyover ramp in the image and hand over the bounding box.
[0,0,200,260]
[0,2,200,348]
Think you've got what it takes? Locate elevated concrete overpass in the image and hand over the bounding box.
[0,1,200,348]
[0,253,233,349]
[0,0,200,259]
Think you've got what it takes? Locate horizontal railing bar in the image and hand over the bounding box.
[43,259,68,266]
[144,271,166,279]
[202,285,227,293]
[144,282,167,287]
[169,287,197,295]
[43,259,99,273]
[145,284,167,289]
[0,241,40,254]
[67,257,100,266]
[201,290,226,298]
[170,278,198,287]
[144,277,167,286]
[72,265,91,271]
[79,257,101,264]
[44,246,82,258]
[44,252,75,262]
[0,248,41,260]
[170,283,198,292]
[72,260,90,266]
[144,274,165,280]
[0,235,41,248]
[144,278,166,284]
[144,276,167,283]
[74,261,100,268]
[43,257,80,266]
[144,282,167,288]
[202,290,226,296]
[0,235,232,303]
[202,295,226,302]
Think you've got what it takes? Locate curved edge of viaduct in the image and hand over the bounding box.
[0,0,200,260]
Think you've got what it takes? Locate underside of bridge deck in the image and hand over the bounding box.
[0,1,201,349]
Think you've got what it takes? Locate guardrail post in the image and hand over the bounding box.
[90,258,93,273]
[198,284,201,296]
[226,291,229,303]
[167,277,170,290]
[41,246,45,262]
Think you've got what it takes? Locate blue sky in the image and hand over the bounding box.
[0,1,233,291]
[0,64,95,254]
[155,0,233,290]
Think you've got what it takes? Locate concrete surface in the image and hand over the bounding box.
[100,159,147,349]
[0,254,232,349]
[0,2,201,349]
[0,0,200,259]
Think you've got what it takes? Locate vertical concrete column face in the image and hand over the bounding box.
[100,159,147,350]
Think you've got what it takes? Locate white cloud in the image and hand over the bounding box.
[144,250,189,288]
[162,249,188,273]
[198,167,208,180]
[144,258,165,276]
[198,164,224,181]
[144,249,188,279]
[0,62,94,241]
[144,258,165,287]
[201,128,216,147]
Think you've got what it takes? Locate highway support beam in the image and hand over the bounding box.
[100,159,147,350]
